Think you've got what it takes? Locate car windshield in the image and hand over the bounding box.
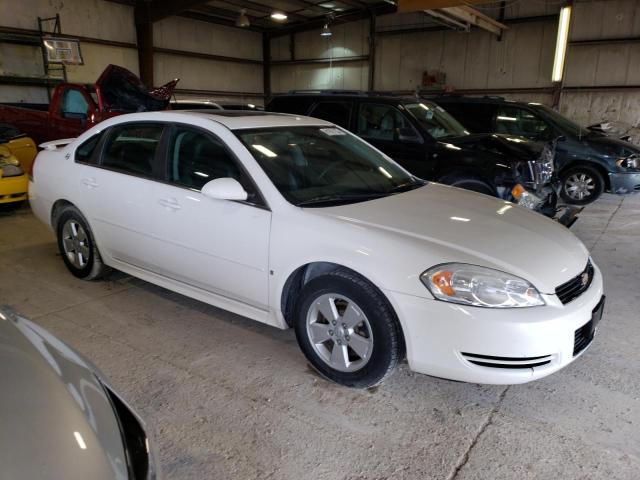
[236,126,424,207]
[535,105,586,138]
[404,101,469,139]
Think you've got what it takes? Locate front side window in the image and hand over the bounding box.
[356,103,419,142]
[75,133,102,165]
[101,123,163,178]
[60,89,90,119]
[167,127,242,191]
[495,106,553,140]
[309,102,352,129]
[236,126,423,207]
[405,102,470,139]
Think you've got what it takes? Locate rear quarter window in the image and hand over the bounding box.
[75,133,103,165]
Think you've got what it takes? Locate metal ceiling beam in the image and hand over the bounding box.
[439,6,507,35]
[146,0,214,22]
[397,0,495,11]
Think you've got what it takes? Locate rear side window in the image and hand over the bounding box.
[268,96,314,115]
[75,133,102,165]
[308,102,352,128]
[101,123,164,178]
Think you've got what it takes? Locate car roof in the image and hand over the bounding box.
[107,110,334,130]
[271,92,421,104]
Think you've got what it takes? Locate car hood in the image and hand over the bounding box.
[0,308,129,479]
[96,63,178,113]
[583,133,640,157]
[312,183,588,293]
[443,133,544,162]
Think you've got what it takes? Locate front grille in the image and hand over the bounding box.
[555,261,594,304]
[461,352,553,369]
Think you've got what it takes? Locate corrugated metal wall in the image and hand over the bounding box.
[0,0,263,104]
[270,0,640,127]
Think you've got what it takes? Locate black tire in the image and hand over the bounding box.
[293,269,404,388]
[56,206,110,280]
[560,165,604,205]
[440,175,496,197]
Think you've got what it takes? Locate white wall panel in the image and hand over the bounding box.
[154,16,262,61]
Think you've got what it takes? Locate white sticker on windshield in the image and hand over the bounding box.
[320,128,346,136]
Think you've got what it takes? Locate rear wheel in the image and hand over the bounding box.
[293,269,404,388]
[56,206,110,280]
[560,165,604,205]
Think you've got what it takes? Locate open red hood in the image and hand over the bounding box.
[95,64,178,113]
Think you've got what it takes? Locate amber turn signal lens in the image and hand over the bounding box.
[511,184,525,199]
[431,270,455,296]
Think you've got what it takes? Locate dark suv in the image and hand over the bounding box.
[268,91,566,220]
[433,96,640,205]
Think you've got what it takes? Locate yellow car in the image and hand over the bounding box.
[0,125,37,205]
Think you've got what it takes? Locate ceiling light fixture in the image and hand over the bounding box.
[270,12,288,21]
[235,9,250,28]
[320,23,332,37]
[552,4,572,82]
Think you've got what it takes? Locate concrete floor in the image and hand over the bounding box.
[1,194,639,480]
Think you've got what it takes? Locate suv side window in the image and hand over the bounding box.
[60,89,89,119]
[495,106,553,140]
[356,103,418,142]
[75,133,103,165]
[440,103,495,133]
[308,102,352,128]
[101,123,164,178]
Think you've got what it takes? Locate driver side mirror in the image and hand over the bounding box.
[201,178,248,201]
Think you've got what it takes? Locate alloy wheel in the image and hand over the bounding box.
[564,173,596,201]
[305,293,374,372]
[61,219,90,269]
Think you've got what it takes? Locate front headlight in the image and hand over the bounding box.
[616,155,639,170]
[421,263,545,308]
[0,163,24,177]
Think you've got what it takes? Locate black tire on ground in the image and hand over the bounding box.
[560,165,605,205]
[440,175,496,197]
[56,206,111,280]
[293,269,404,388]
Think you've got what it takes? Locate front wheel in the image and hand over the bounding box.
[293,269,404,388]
[560,165,604,205]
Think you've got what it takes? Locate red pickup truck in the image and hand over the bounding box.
[0,65,178,145]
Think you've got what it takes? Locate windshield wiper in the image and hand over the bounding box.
[297,192,390,207]
[388,179,427,193]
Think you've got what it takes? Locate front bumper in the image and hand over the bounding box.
[609,172,640,194]
[385,263,604,384]
[0,174,28,204]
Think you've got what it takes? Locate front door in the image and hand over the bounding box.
[53,87,95,141]
[354,102,429,177]
[151,124,271,310]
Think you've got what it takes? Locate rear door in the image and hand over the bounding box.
[79,121,167,270]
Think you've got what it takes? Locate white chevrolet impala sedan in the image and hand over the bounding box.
[29,111,605,388]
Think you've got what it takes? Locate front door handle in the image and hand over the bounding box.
[158,198,181,211]
[82,177,98,189]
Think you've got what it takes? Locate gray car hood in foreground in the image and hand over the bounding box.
[316,183,589,293]
[0,308,128,479]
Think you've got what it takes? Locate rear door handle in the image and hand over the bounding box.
[158,198,182,211]
[82,177,98,189]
